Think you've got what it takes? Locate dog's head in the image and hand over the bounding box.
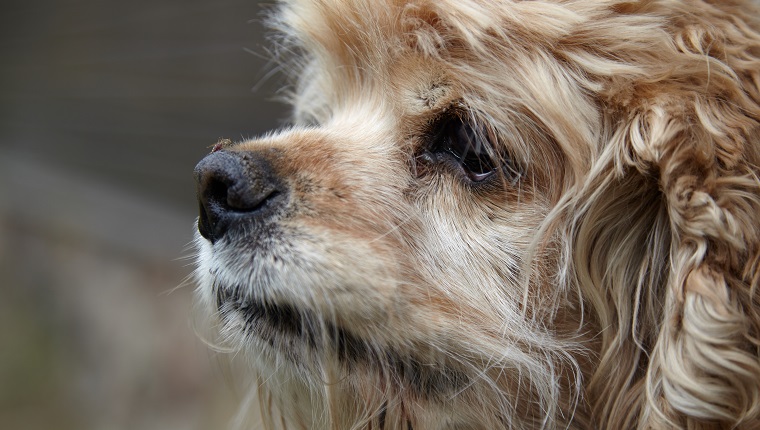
[194,1,760,428]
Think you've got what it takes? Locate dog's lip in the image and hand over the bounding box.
[215,284,309,339]
[214,284,379,365]
[214,282,470,397]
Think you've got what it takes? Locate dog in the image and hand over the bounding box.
[193,0,760,428]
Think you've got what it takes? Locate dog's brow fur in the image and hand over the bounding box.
[195,0,760,428]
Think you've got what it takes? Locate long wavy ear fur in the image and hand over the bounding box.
[567,2,760,428]
[644,95,760,427]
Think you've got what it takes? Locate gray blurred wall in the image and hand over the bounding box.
[0,1,289,428]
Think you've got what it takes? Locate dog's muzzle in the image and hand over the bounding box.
[194,150,288,243]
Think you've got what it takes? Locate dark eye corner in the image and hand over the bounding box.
[416,109,519,184]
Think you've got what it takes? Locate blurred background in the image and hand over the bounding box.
[0,1,289,428]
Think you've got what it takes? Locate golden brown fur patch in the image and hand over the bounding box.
[194,0,760,428]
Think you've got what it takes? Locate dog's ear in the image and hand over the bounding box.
[578,92,760,430]
[620,39,760,427]
[571,12,760,427]
[640,98,760,428]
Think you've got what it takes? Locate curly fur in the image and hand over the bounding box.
[194,0,760,428]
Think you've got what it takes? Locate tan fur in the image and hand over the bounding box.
[195,0,760,428]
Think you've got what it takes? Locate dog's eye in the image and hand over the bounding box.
[425,116,497,182]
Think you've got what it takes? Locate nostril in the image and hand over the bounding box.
[202,174,230,208]
[196,164,235,242]
[227,189,281,213]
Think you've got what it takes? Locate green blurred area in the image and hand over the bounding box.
[0,0,287,428]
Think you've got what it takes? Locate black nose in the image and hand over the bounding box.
[194,150,287,243]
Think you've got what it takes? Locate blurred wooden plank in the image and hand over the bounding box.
[0,148,195,263]
[0,0,290,213]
